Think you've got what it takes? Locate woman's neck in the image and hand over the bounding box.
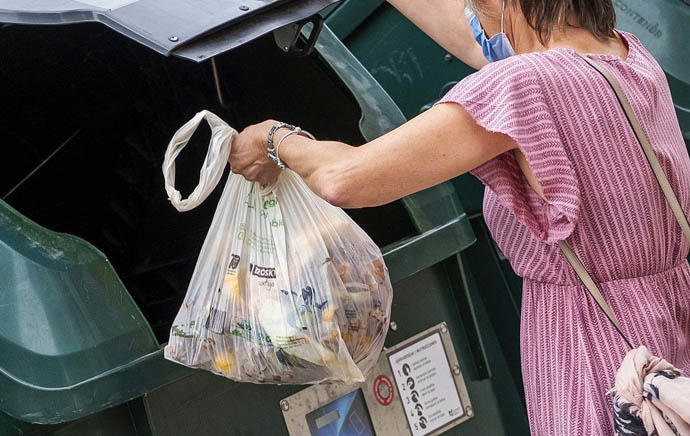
[507,12,627,59]
[505,12,543,54]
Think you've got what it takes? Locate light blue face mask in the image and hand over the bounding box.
[465,0,515,62]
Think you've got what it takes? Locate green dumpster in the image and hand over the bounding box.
[0,5,528,435]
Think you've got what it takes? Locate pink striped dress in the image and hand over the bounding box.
[435,30,690,435]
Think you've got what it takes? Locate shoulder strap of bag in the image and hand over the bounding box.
[556,53,690,350]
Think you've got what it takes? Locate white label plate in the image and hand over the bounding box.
[388,332,464,436]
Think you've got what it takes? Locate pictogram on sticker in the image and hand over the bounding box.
[374,374,394,406]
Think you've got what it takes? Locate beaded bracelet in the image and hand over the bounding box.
[266,122,294,169]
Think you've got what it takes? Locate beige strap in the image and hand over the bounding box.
[579,54,690,241]
[558,240,633,348]
[557,54,690,349]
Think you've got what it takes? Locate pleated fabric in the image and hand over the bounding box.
[435,30,690,435]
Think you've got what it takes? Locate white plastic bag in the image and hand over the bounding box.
[163,111,393,384]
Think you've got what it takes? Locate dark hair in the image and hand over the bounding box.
[517,0,617,44]
[469,0,617,45]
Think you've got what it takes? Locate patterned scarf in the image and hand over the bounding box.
[612,346,690,435]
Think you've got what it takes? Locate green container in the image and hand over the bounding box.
[0,14,528,436]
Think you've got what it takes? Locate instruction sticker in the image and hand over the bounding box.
[388,332,464,436]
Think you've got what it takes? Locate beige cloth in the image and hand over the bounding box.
[613,346,690,435]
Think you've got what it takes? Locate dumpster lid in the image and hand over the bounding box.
[0,0,337,61]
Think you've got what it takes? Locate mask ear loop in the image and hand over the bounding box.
[500,0,506,33]
[500,0,515,55]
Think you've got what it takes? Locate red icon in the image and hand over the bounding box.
[374,375,394,406]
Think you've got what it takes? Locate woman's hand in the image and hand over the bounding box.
[228,119,282,186]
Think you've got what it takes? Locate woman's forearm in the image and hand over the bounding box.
[277,134,361,205]
[385,0,487,70]
[277,103,516,209]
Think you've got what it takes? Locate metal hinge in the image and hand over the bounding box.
[272,14,323,57]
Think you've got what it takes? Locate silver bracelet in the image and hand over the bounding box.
[269,125,315,169]
[267,122,294,169]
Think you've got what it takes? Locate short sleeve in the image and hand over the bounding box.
[434,56,580,243]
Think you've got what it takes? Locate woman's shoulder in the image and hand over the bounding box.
[443,51,572,107]
[441,29,657,109]
[477,48,589,82]
[461,53,543,84]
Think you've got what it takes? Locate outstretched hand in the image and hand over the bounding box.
[229,119,282,187]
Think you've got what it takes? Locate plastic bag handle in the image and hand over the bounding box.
[162,110,237,212]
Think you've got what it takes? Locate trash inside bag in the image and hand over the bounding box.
[162,111,393,384]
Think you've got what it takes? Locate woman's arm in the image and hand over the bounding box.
[385,0,487,70]
[229,103,516,208]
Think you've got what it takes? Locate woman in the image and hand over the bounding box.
[228,0,690,434]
